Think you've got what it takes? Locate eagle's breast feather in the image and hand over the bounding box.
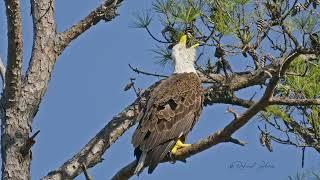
[132,72,203,173]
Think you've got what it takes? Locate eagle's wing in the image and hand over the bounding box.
[132,73,203,173]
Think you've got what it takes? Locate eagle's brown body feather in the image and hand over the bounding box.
[132,72,203,173]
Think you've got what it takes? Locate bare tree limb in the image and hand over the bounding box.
[201,64,278,90]
[81,164,93,180]
[0,55,6,88]
[41,85,155,180]
[3,0,23,104]
[1,1,25,179]
[42,103,137,180]
[55,0,123,54]
[21,0,57,124]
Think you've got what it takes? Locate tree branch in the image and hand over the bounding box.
[1,1,26,179]
[201,64,279,90]
[81,164,93,180]
[129,64,168,78]
[20,0,57,125]
[3,0,23,104]
[55,0,123,54]
[41,84,155,180]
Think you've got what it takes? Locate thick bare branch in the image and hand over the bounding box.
[41,83,156,179]
[3,0,23,103]
[42,103,138,180]
[23,0,57,123]
[1,1,25,179]
[55,0,123,54]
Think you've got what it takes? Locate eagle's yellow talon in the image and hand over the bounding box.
[171,139,191,155]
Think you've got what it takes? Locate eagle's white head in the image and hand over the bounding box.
[171,35,199,74]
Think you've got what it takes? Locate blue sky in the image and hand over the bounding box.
[0,0,319,179]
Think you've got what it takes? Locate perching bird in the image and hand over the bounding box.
[132,35,203,174]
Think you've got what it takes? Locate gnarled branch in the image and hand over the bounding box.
[55,0,123,54]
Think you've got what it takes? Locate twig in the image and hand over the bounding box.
[130,78,139,97]
[145,27,170,44]
[81,164,93,180]
[20,130,40,157]
[225,137,246,146]
[128,64,168,78]
[301,147,305,168]
[282,24,300,48]
[226,107,239,119]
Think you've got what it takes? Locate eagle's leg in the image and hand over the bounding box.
[171,138,191,155]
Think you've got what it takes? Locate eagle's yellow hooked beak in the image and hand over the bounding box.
[179,35,187,46]
[178,34,199,48]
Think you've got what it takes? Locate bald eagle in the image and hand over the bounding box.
[132,35,203,174]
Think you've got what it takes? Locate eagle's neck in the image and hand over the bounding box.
[172,44,197,74]
[173,61,196,74]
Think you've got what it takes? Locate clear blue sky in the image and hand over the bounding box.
[0,0,319,179]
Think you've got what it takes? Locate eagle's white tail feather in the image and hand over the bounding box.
[134,152,147,175]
